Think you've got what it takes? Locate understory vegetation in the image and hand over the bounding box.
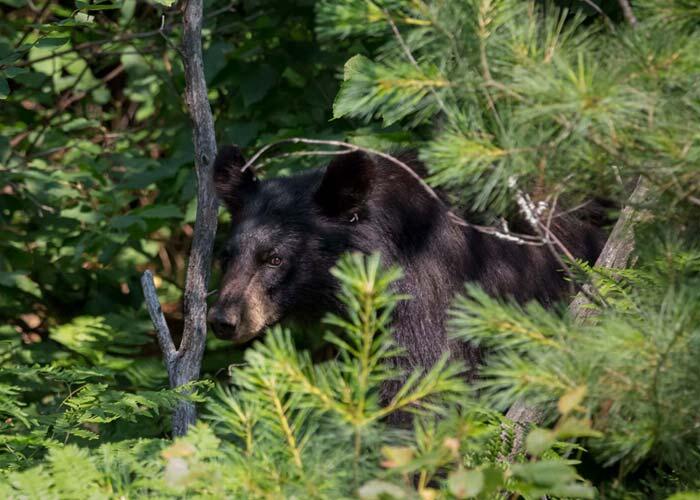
[1,0,699,498]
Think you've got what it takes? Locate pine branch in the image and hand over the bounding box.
[381,7,450,117]
[503,0,649,446]
[571,0,646,322]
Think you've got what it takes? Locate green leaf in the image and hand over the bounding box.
[358,480,407,499]
[240,64,278,107]
[526,428,555,456]
[556,417,603,440]
[35,36,71,49]
[136,205,183,219]
[0,271,41,297]
[447,468,484,498]
[109,215,147,230]
[548,483,596,499]
[4,66,28,78]
[120,166,175,189]
[667,493,700,500]
[204,41,230,83]
[558,385,587,415]
[60,205,101,224]
[481,466,505,496]
[61,117,100,132]
[511,461,579,487]
[0,75,8,99]
[380,446,414,468]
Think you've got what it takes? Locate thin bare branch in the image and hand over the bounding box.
[140,270,177,365]
[242,137,545,246]
[160,14,183,57]
[243,137,446,212]
[140,0,219,437]
[617,0,638,28]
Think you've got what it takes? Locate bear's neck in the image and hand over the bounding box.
[354,184,476,371]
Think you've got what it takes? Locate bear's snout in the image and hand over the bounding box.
[208,305,238,340]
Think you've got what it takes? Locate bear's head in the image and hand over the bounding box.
[207,145,376,344]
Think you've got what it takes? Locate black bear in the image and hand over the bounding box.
[208,145,605,400]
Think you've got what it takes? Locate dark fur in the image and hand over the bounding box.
[209,146,605,403]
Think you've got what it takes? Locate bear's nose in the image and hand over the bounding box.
[207,306,238,340]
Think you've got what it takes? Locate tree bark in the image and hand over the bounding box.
[141,0,218,437]
[569,178,649,321]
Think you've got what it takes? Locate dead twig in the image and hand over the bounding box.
[513,186,605,307]
[617,0,638,28]
[141,270,177,366]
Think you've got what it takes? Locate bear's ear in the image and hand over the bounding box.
[314,150,375,216]
[213,145,257,211]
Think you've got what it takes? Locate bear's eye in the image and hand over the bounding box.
[267,255,282,267]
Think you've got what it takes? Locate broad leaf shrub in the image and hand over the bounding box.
[0,309,210,470]
[0,0,361,419]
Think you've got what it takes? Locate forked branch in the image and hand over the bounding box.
[140,0,219,437]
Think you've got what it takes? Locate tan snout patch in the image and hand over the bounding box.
[234,276,280,344]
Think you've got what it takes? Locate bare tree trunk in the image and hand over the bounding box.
[141,0,218,437]
[569,178,649,321]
